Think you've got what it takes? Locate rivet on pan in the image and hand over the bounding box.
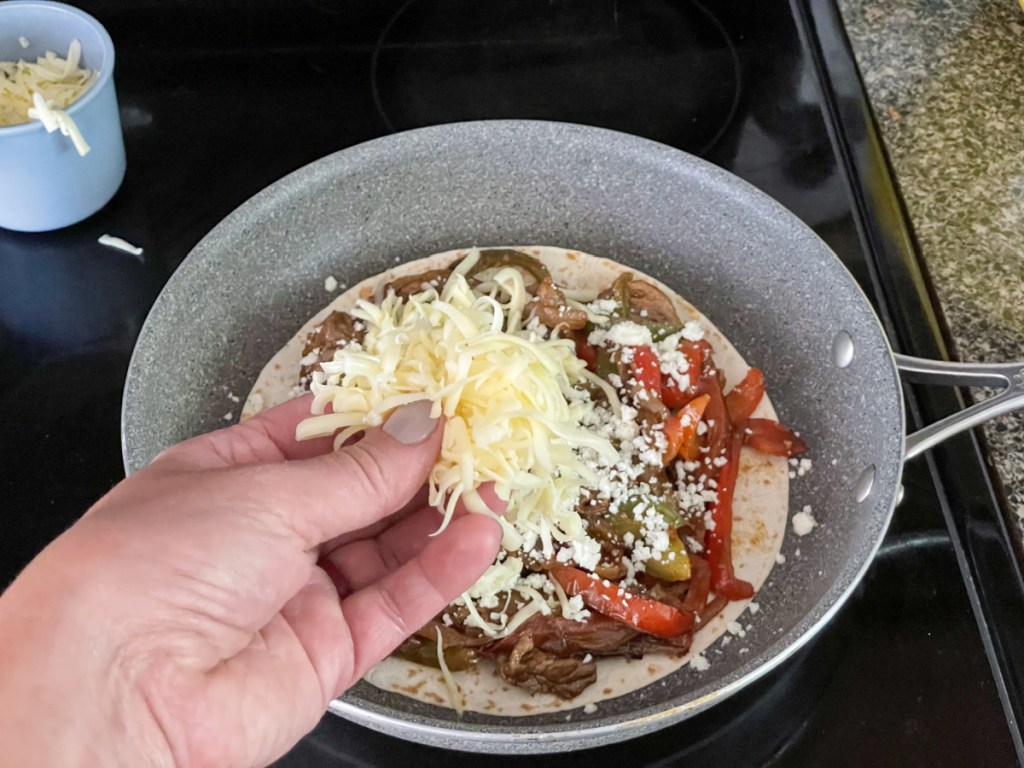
[831,331,855,368]
[855,465,876,502]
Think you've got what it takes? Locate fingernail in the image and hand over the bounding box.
[383,400,438,445]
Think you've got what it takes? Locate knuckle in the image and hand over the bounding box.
[373,582,412,641]
[333,443,394,508]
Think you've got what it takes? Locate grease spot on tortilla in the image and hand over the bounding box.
[393,680,427,695]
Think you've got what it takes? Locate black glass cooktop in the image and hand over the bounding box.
[2,1,1022,765]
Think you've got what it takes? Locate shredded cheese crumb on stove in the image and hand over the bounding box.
[324,275,338,292]
[98,234,144,256]
[689,653,710,672]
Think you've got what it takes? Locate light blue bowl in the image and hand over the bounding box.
[0,1,125,232]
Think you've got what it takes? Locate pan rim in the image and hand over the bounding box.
[120,119,906,751]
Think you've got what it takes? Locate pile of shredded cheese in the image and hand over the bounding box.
[0,39,95,155]
[298,251,630,631]
[297,250,716,641]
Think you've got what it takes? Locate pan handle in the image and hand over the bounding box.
[895,354,1024,460]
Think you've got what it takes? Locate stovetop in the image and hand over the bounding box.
[1,1,1022,765]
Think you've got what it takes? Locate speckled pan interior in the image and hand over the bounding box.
[121,121,904,753]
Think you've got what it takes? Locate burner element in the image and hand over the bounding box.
[371,0,740,156]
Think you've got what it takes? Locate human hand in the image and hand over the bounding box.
[0,397,503,768]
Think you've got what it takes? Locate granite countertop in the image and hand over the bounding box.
[840,0,1024,529]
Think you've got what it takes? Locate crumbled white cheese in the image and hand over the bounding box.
[689,653,710,672]
[748,601,760,615]
[583,703,598,714]
[587,298,619,316]
[588,320,653,348]
[324,275,339,292]
[680,320,704,341]
[18,37,30,49]
[792,506,817,536]
[658,348,691,389]
[775,553,787,565]
[726,620,746,638]
[556,534,603,572]
[299,349,320,367]
[788,457,813,477]
[222,411,233,421]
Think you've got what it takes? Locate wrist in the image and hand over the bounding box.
[0,533,177,768]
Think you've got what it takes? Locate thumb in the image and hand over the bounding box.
[236,399,444,548]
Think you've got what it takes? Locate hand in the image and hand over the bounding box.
[0,397,502,768]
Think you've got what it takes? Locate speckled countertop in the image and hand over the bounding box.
[840,0,1024,527]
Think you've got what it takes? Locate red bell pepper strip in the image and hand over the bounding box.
[574,330,598,372]
[629,345,662,400]
[662,394,710,466]
[704,429,755,601]
[681,554,711,615]
[550,566,694,638]
[662,339,712,408]
[743,418,808,457]
[694,372,730,471]
[725,367,765,423]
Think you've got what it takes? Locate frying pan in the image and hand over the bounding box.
[121,121,1024,753]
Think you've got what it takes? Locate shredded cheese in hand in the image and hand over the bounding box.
[297,251,620,634]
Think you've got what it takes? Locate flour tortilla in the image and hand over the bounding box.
[242,246,789,716]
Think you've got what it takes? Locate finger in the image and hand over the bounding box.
[154,395,336,471]
[340,514,502,680]
[318,482,431,555]
[277,567,351,704]
[230,399,443,548]
[322,484,508,593]
[322,505,442,596]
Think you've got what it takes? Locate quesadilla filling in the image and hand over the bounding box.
[297,248,806,700]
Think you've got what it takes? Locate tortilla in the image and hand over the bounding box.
[242,246,789,716]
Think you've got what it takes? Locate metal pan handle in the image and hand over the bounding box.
[895,354,1024,460]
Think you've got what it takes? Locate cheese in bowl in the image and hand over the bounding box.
[0,39,95,154]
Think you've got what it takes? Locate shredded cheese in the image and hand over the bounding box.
[98,234,143,256]
[1,39,95,155]
[298,252,621,634]
[435,627,462,714]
